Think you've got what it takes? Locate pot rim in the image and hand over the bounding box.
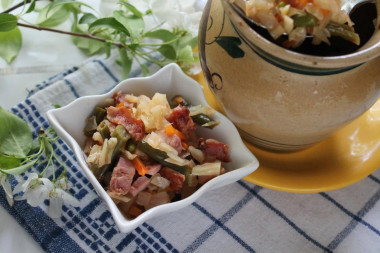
[221,0,380,70]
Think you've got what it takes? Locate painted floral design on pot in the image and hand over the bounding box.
[199,0,380,152]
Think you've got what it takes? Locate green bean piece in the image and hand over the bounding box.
[111,125,130,160]
[126,140,136,152]
[191,114,220,129]
[171,95,190,107]
[326,22,360,45]
[97,120,110,140]
[291,14,318,27]
[137,142,191,175]
[84,116,98,137]
[93,107,107,124]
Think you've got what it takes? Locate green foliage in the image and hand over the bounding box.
[113,10,144,42]
[0,0,199,76]
[36,3,70,27]
[0,154,21,170]
[0,107,32,157]
[0,13,17,32]
[1,0,14,10]
[0,24,22,64]
[0,108,65,177]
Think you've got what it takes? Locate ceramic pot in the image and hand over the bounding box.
[199,0,380,152]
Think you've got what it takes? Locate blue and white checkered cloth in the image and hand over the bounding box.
[1,55,380,253]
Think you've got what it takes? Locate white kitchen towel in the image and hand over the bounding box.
[1,54,379,253]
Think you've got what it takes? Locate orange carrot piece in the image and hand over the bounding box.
[181,141,189,150]
[116,102,124,108]
[132,157,148,176]
[165,124,186,140]
[129,205,143,217]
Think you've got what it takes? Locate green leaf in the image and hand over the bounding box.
[0,107,32,157]
[0,26,22,64]
[118,48,132,79]
[26,0,37,13]
[144,29,176,42]
[36,4,70,28]
[105,42,111,58]
[176,33,198,49]
[89,17,129,35]
[140,64,150,76]
[46,0,95,16]
[0,154,21,170]
[113,10,144,41]
[79,13,97,24]
[177,45,194,62]
[0,13,17,32]
[1,0,14,10]
[0,159,36,175]
[158,45,176,60]
[118,1,143,18]
[71,23,104,55]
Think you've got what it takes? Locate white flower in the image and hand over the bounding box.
[55,177,69,191]
[13,173,54,207]
[48,186,80,219]
[0,173,14,207]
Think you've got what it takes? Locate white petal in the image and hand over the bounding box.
[1,177,14,207]
[13,173,38,194]
[26,185,49,207]
[40,178,55,191]
[55,178,69,191]
[56,189,80,207]
[48,193,63,219]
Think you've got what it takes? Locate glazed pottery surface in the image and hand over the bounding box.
[199,0,380,152]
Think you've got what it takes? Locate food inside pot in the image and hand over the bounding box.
[83,92,230,219]
[233,0,378,56]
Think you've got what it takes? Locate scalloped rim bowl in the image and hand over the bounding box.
[47,63,259,233]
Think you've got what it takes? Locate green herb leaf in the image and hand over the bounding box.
[0,154,21,170]
[118,48,132,79]
[113,10,144,41]
[36,3,70,28]
[88,17,129,35]
[0,107,32,157]
[177,45,194,62]
[177,33,198,49]
[0,13,17,32]
[0,159,37,175]
[46,0,94,17]
[79,12,97,24]
[26,0,37,13]
[0,26,22,64]
[140,63,150,76]
[158,45,176,60]
[118,1,143,18]
[1,0,14,10]
[71,23,105,55]
[144,29,176,42]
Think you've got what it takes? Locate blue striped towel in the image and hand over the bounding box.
[1,55,380,253]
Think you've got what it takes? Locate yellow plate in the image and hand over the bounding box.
[192,73,380,193]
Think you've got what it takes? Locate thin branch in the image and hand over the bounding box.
[2,0,42,14]
[17,23,126,49]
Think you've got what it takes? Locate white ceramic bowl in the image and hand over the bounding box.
[47,63,259,233]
